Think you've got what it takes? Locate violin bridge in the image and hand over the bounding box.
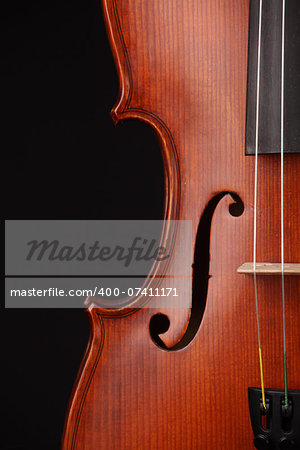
[237,263,300,275]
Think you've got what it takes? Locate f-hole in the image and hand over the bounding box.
[149,191,244,351]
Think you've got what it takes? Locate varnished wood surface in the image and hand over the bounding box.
[62,1,300,448]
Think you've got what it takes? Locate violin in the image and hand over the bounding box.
[62,0,300,448]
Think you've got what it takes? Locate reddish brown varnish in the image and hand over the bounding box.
[62,1,300,448]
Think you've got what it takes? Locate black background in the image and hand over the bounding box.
[2,1,164,448]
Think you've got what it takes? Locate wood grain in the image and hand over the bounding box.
[62,1,300,448]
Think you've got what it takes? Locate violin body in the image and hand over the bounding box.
[62,0,300,448]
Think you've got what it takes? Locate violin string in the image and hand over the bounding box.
[253,0,266,410]
[280,0,288,411]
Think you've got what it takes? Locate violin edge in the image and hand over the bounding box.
[61,309,105,450]
[102,0,180,225]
